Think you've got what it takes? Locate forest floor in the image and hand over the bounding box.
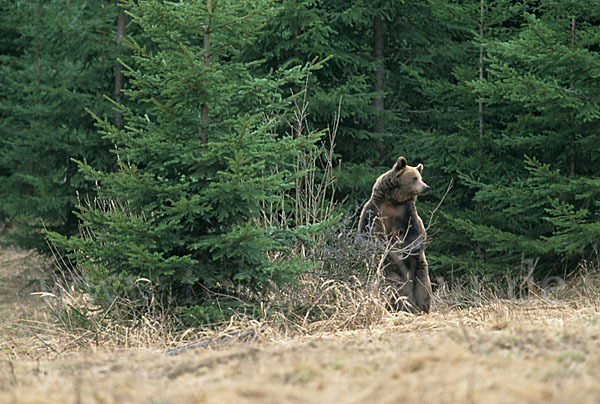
[1,247,600,404]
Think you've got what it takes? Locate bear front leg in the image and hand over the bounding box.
[411,252,432,313]
[401,205,426,255]
[384,253,414,312]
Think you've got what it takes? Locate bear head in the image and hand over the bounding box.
[394,156,430,196]
[383,156,430,202]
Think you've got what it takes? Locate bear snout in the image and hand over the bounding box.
[421,185,431,194]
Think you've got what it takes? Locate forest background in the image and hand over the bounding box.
[1,0,599,325]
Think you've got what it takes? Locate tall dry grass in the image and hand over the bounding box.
[3,239,600,360]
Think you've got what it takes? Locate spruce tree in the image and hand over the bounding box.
[248,0,376,161]
[48,0,322,321]
[248,0,459,204]
[460,2,600,276]
[400,1,600,278]
[388,0,530,277]
[0,0,120,249]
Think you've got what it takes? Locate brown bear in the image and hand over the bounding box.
[356,156,432,313]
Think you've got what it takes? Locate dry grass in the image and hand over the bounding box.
[2,246,600,403]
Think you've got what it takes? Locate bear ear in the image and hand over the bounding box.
[395,156,407,171]
[416,163,423,173]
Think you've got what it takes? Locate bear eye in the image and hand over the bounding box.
[412,177,418,182]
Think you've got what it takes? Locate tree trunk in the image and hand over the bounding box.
[292,16,302,138]
[373,13,385,134]
[34,0,40,89]
[101,0,107,95]
[26,0,42,197]
[113,7,126,130]
[569,16,576,177]
[478,0,484,138]
[201,0,212,146]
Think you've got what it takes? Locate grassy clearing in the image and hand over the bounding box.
[1,247,600,404]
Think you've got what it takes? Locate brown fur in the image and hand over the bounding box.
[357,157,432,313]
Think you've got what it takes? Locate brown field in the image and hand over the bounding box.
[1,247,600,404]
